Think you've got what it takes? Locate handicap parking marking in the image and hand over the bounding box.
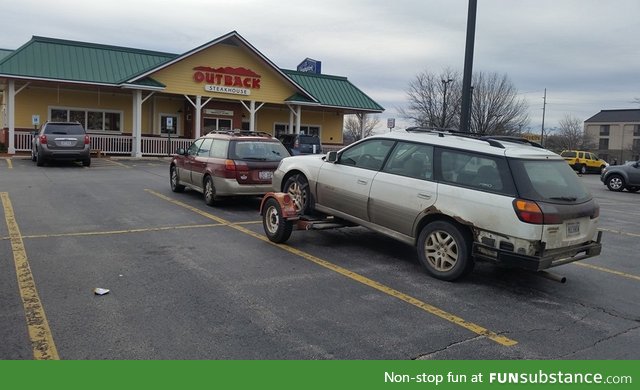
[146,188,518,347]
[1,192,59,360]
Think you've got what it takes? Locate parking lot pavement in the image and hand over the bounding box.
[0,162,638,359]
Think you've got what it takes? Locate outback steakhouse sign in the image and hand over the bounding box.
[193,66,261,96]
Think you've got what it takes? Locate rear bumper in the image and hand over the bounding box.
[213,177,273,196]
[473,231,603,271]
[41,147,90,160]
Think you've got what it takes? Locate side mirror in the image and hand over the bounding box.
[326,151,338,163]
[175,148,186,156]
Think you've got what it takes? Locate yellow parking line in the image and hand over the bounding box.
[146,189,517,347]
[5,158,13,169]
[1,192,59,360]
[0,223,224,241]
[573,262,640,281]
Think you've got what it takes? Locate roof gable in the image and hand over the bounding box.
[0,36,176,85]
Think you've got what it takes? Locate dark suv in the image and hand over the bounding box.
[31,122,91,166]
[170,131,290,205]
[278,134,323,155]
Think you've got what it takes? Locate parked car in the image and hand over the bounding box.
[170,131,290,205]
[600,160,640,192]
[278,134,323,155]
[31,121,91,166]
[560,150,608,174]
[271,128,602,281]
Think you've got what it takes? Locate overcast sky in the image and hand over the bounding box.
[2,0,639,133]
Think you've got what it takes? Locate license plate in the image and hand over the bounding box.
[259,171,273,180]
[59,140,75,147]
[566,222,580,236]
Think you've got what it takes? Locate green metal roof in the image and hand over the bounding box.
[0,49,13,62]
[0,34,383,112]
[0,36,176,84]
[283,70,384,112]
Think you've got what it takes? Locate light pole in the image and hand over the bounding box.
[441,78,453,128]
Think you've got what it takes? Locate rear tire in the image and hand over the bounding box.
[606,174,625,191]
[36,150,45,167]
[283,174,312,214]
[262,198,293,243]
[417,221,473,281]
[579,164,587,174]
[627,186,640,193]
[31,149,37,162]
[204,176,217,206]
[82,158,91,167]
[170,165,185,192]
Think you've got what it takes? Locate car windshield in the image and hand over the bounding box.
[43,124,85,135]
[509,159,590,203]
[229,140,290,161]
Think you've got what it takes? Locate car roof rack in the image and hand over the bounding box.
[405,127,545,150]
[207,130,273,138]
[405,127,506,148]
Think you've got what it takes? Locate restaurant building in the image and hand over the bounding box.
[0,31,383,155]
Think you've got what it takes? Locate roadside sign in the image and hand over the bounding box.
[387,118,395,131]
[32,115,40,127]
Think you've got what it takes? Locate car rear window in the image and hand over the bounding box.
[299,135,320,144]
[560,151,576,158]
[229,140,290,161]
[509,159,590,203]
[44,124,86,135]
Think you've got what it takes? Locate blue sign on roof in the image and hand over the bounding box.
[296,58,322,74]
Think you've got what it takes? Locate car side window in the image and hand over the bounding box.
[210,139,229,158]
[197,138,213,157]
[437,148,514,195]
[187,139,204,156]
[338,139,395,171]
[383,142,434,180]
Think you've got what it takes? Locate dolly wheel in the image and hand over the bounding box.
[262,198,293,243]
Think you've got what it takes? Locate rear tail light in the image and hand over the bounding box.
[39,134,47,144]
[223,159,249,179]
[513,199,544,224]
[512,199,562,224]
[84,135,91,145]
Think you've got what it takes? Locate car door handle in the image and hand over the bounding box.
[417,193,432,200]
[357,179,368,185]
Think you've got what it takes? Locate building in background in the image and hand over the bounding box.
[0,31,383,155]
[584,109,640,163]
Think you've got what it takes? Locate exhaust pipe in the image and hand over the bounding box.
[538,270,567,283]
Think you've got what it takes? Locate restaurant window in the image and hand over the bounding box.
[274,124,289,138]
[300,125,320,137]
[599,125,610,136]
[49,107,121,132]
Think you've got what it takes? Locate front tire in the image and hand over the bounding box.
[606,174,625,191]
[262,198,293,243]
[170,165,185,192]
[283,174,312,214]
[204,176,217,206]
[417,221,473,281]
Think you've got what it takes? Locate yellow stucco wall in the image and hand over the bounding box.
[150,43,298,103]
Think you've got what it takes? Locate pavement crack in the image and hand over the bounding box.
[412,336,483,360]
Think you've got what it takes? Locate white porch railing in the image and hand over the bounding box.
[13,131,194,156]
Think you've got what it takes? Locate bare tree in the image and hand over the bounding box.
[399,68,461,129]
[401,69,529,135]
[343,114,381,143]
[469,72,529,135]
[556,114,585,150]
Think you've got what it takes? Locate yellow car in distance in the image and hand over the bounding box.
[560,150,608,174]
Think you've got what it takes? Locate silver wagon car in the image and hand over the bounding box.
[31,121,91,166]
[269,128,602,281]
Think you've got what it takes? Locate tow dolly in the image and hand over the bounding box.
[260,192,350,243]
